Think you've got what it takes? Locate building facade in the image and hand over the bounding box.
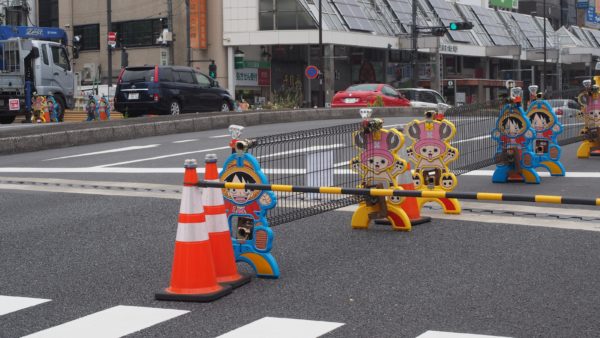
[36,0,229,93]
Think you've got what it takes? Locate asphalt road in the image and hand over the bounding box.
[1,117,599,337]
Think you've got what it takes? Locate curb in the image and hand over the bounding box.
[0,107,423,155]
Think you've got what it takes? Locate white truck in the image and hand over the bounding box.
[0,26,75,124]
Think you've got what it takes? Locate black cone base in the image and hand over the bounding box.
[221,273,252,289]
[155,284,232,302]
[375,216,432,226]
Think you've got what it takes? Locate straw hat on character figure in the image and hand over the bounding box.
[85,94,99,121]
[219,125,280,279]
[525,85,565,176]
[491,81,540,183]
[576,79,600,158]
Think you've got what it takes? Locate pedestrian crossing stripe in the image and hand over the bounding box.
[22,305,188,338]
[216,317,345,338]
[0,295,51,316]
[416,331,511,338]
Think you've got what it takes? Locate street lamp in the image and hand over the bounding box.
[543,0,547,91]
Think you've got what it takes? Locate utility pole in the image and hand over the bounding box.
[411,0,418,88]
[185,0,191,66]
[319,0,324,107]
[167,0,174,65]
[107,0,112,90]
[542,0,546,91]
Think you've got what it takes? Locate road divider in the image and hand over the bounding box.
[0,107,422,155]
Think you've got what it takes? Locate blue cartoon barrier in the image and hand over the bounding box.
[525,85,565,176]
[491,83,540,184]
[219,125,279,279]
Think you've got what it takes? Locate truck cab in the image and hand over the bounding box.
[0,26,74,124]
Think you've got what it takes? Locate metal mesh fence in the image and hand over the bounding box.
[248,88,586,225]
[250,122,363,226]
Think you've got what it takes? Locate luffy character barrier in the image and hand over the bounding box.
[491,87,540,184]
[525,89,565,176]
[219,143,279,279]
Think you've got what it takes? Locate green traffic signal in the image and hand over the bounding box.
[449,21,473,31]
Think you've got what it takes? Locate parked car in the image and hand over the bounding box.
[546,99,581,117]
[397,88,451,110]
[114,65,234,117]
[331,83,410,108]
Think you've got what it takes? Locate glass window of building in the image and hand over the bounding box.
[39,0,59,27]
[73,24,100,51]
[260,0,316,30]
[112,18,166,48]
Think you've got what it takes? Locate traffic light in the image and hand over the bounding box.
[432,27,448,36]
[209,61,217,79]
[121,48,129,68]
[449,21,474,31]
[72,35,81,59]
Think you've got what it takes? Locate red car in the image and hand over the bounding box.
[331,83,410,108]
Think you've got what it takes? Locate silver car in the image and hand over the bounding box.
[397,88,451,110]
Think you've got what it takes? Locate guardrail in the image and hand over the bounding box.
[197,181,600,207]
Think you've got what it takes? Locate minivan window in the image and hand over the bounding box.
[159,68,173,82]
[51,45,70,71]
[195,73,211,87]
[176,71,195,84]
[122,68,154,83]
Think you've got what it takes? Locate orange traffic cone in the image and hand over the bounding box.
[398,162,431,225]
[203,154,251,288]
[155,159,232,302]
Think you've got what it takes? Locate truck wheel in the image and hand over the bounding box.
[0,115,16,124]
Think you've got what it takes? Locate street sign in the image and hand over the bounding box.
[9,99,19,111]
[447,80,454,88]
[305,65,319,80]
[108,32,117,48]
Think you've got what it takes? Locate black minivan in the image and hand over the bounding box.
[114,65,235,117]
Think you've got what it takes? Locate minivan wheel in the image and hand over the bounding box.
[169,100,181,115]
[221,100,231,112]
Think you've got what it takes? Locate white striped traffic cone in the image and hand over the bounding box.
[203,154,252,288]
[155,159,232,302]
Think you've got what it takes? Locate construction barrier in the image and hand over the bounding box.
[197,181,600,207]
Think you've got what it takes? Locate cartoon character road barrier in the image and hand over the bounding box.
[86,95,99,121]
[46,95,59,122]
[405,110,461,214]
[31,93,47,123]
[219,125,279,279]
[491,82,540,184]
[576,79,600,158]
[98,95,111,120]
[350,109,412,231]
[525,85,565,176]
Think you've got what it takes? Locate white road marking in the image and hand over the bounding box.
[209,134,232,138]
[257,144,346,159]
[216,317,344,338]
[23,305,188,338]
[0,167,598,178]
[416,331,511,338]
[464,170,600,178]
[172,139,198,143]
[0,295,50,316]
[93,146,230,167]
[44,145,160,161]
